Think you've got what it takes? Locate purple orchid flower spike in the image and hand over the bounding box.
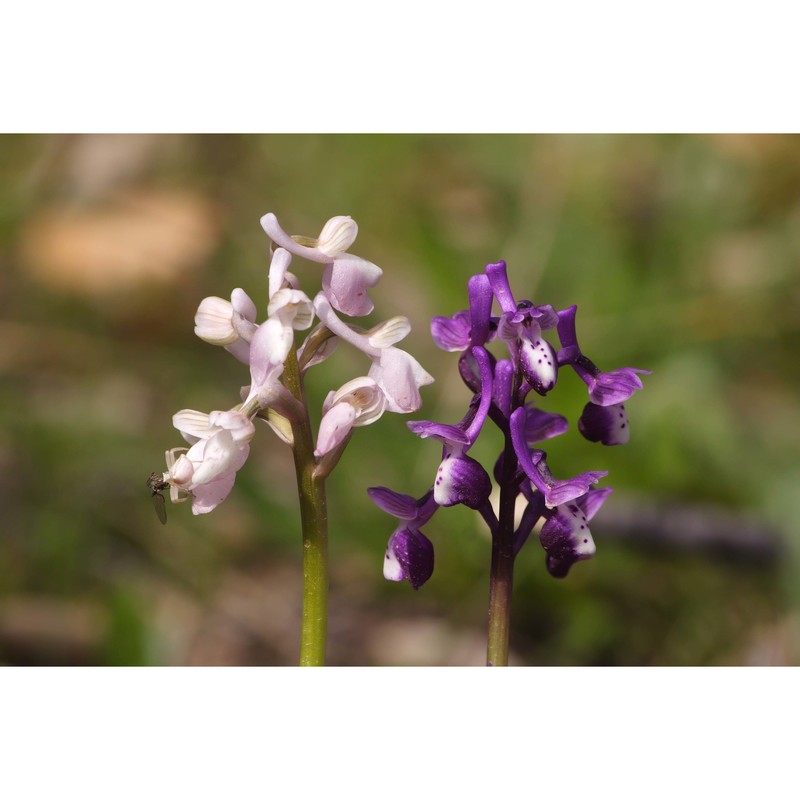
[370,258,647,666]
[368,487,439,589]
[407,347,494,509]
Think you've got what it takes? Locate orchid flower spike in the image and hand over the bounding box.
[261,213,383,316]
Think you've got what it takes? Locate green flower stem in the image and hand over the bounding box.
[282,346,329,667]
[486,430,519,667]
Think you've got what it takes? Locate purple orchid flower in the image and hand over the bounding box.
[556,305,650,406]
[368,487,439,589]
[540,487,613,578]
[407,347,494,509]
[486,261,560,396]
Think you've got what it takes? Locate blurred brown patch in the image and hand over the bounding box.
[0,596,106,666]
[18,189,219,297]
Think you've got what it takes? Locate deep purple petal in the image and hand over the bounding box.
[492,359,514,419]
[467,273,494,346]
[430,311,471,352]
[578,401,630,445]
[556,305,579,351]
[462,346,493,443]
[384,527,435,590]
[544,470,608,508]
[485,260,516,314]
[434,453,492,509]
[588,368,650,406]
[531,304,559,330]
[524,406,569,444]
[368,486,419,520]
[509,407,550,494]
[407,420,470,447]
[576,486,613,522]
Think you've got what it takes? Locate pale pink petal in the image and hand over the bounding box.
[190,432,248,486]
[322,255,383,317]
[317,216,358,256]
[225,339,251,364]
[260,213,330,264]
[369,348,434,414]
[314,402,357,457]
[231,288,257,322]
[194,296,237,345]
[268,247,293,300]
[368,316,411,349]
[172,409,212,444]
[191,472,237,514]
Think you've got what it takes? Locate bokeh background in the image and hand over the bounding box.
[1,134,798,666]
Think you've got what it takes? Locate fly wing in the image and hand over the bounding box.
[151,491,167,525]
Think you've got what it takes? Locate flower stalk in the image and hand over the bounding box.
[282,345,329,666]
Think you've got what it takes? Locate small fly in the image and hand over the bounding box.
[146,472,170,525]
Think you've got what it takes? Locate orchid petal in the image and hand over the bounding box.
[322,254,383,317]
[367,487,419,520]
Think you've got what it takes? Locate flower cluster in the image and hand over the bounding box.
[371,260,648,584]
[153,213,432,517]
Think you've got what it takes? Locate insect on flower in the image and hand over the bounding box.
[146,471,170,525]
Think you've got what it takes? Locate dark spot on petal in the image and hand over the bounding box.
[621,423,626,428]
[583,538,588,543]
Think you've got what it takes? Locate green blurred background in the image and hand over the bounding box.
[1,134,798,666]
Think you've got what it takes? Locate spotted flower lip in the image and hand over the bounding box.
[260,212,382,316]
[579,401,630,446]
[368,488,439,589]
[539,487,612,578]
[383,527,435,589]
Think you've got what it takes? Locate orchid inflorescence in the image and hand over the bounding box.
[370,259,649,591]
[152,213,433,518]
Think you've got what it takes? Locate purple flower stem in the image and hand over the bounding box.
[282,344,329,666]
[486,421,520,667]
